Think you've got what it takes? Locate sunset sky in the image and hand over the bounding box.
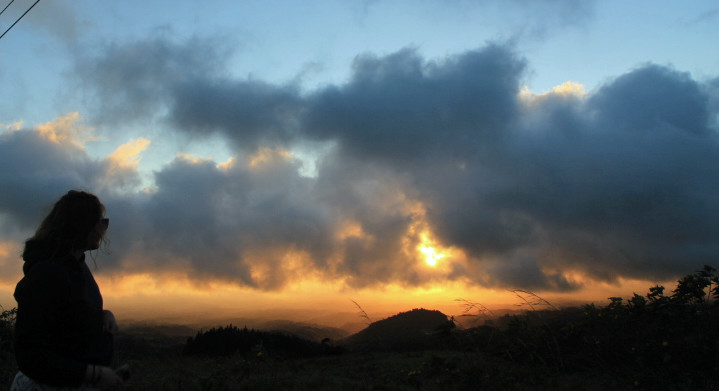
[1,0,718,326]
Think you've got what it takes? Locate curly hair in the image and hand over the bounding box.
[23,190,107,259]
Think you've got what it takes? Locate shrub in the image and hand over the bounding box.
[183,325,343,358]
[0,306,16,354]
[458,266,719,387]
[1,305,17,387]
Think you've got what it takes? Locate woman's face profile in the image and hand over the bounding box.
[87,218,109,250]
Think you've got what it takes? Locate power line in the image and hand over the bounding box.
[0,0,16,18]
[0,0,41,42]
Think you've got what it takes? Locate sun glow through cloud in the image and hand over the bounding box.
[420,246,444,267]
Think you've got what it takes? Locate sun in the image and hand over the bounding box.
[420,246,445,267]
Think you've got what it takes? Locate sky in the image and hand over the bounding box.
[1,0,718,326]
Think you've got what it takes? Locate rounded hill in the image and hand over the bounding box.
[341,308,453,351]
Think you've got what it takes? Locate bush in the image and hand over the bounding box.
[460,266,719,388]
[183,325,343,358]
[1,305,17,387]
[0,306,16,353]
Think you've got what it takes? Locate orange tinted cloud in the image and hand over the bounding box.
[106,138,151,170]
[0,241,22,283]
[36,112,96,148]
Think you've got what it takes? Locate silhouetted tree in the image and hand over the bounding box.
[627,293,647,313]
[646,285,666,303]
[0,306,16,354]
[183,324,339,358]
[672,266,715,305]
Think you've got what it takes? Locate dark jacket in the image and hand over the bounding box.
[13,240,113,387]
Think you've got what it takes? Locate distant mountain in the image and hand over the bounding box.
[338,321,369,335]
[256,320,350,342]
[340,308,454,351]
[115,323,197,359]
[122,322,197,338]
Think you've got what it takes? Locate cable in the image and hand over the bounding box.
[0,0,41,42]
[0,0,16,17]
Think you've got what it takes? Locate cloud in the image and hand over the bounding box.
[443,0,597,42]
[26,0,81,48]
[35,112,97,147]
[101,138,151,191]
[304,45,525,165]
[305,49,719,287]
[688,8,719,25]
[455,64,719,282]
[98,149,334,288]
[0,240,22,284]
[590,64,709,135]
[106,138,151,169]
[0,116,102,234]
[169,79,303,151]
[74,36,232,126]
[0,115,143,235]
[18,38,719,292]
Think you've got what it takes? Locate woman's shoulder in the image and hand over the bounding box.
[26,259,72,277]
[16,259,75,297]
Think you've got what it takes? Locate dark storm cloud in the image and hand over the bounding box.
[74,36,231,126]
[33,38,719,291]
[422,64,719,283]
[302,52,719,286]
[304,45,524,166]
[104,149,434,289]
[484,251,577,292]
[312,150,425,286]
[98,152,337,289]
[702,76,719,126]
[0,129,335,288]
[0,129,101,234]
[75,35,302,151]
[590,65,709,135]
[169,79,303,151]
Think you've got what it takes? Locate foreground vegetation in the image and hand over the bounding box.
[2,266,718,390]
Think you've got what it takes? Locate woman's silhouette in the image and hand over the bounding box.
[11,190,123,390]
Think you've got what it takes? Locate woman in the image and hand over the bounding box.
[11,190,124,390]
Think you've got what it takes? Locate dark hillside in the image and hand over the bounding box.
[183,325,344,358]
[256,320,349,342]
[341,308,454,351]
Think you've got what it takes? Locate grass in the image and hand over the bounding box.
[3,336,708,391]
[112,347,642,391]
